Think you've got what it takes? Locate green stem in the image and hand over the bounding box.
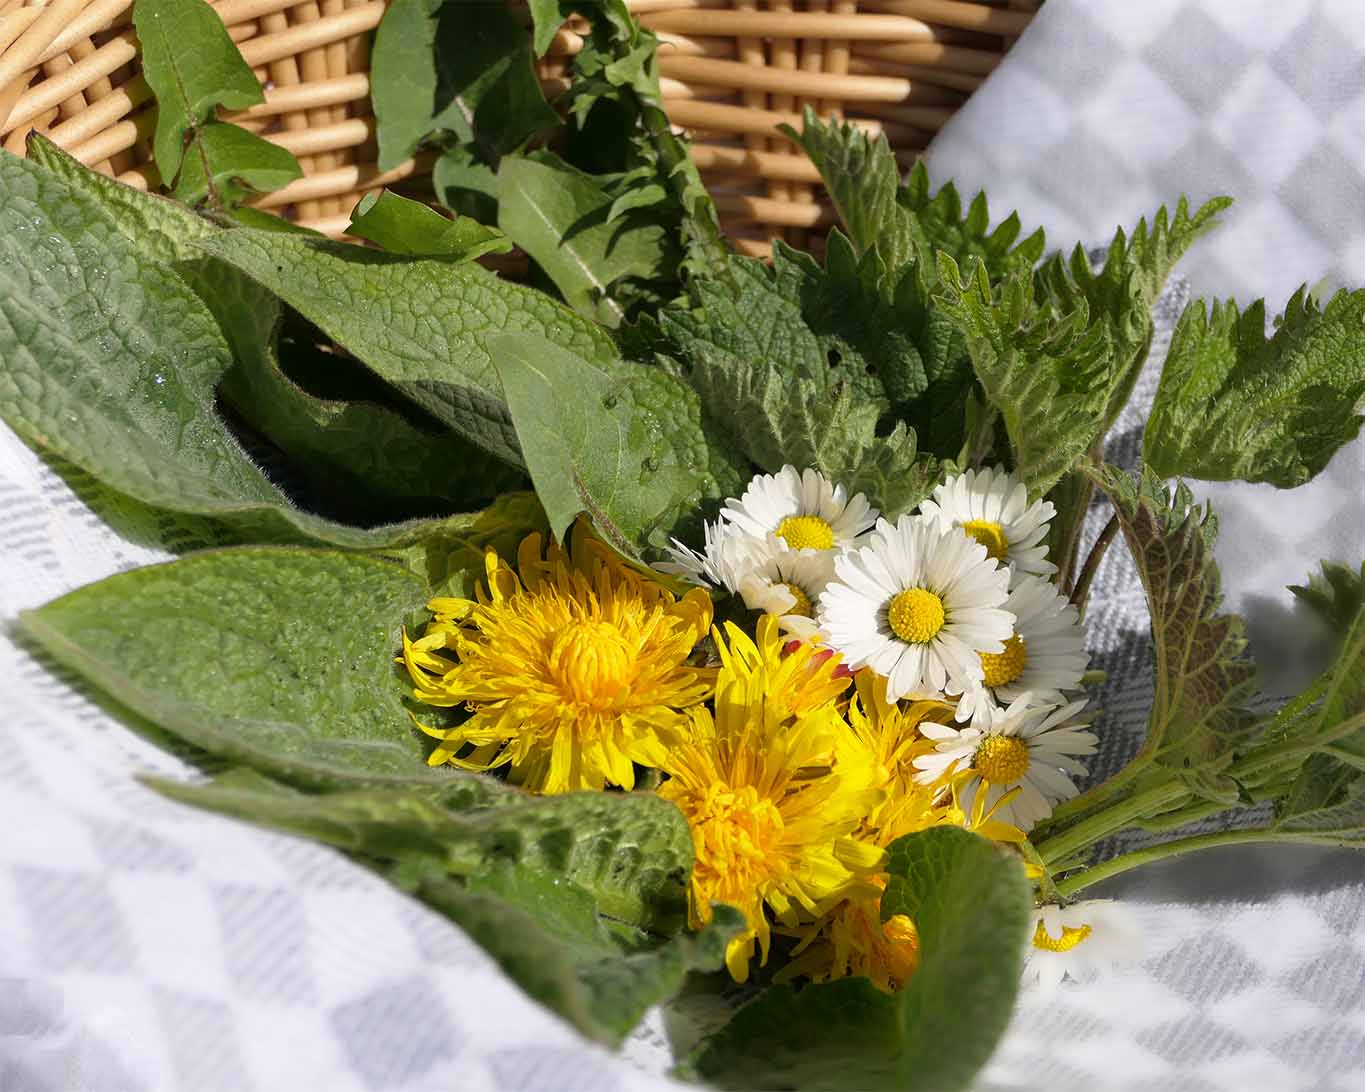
[1035,780,1190,866]
[1054,827,1276,898]
[1030,758,1150,841]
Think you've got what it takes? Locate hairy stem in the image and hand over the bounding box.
[1070,514,1119,618]
[1035,780,1191,867]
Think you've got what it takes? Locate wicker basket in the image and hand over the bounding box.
[0,0,1035,256]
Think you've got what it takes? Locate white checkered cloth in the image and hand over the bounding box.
[4,5,1365,1087]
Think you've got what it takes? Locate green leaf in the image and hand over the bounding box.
[433,144,500,222]
[498,151,676,326]
[217,319,526,521]
[346,190,511,259]
[171,121,302,206]
[133,0,264,182]
[148,765,738,1044]
[1274,756,1365,843]
[371,0,558,171]
[0,148,497,549]
[1291,560,1365,638]
[1144,288,1365,487]
[787,109,1044,286]
[656,240,949,510]
[1087,465,1257,777]
[1037,198,1231,435]
[147,770,695,930]
[687,827,1030,1091]
[18,547,445,789]
[424,870,740,1045]
[488,331,735,554]
[936,253,1112,496]
[195,227,620,467]
[527,0,571,56]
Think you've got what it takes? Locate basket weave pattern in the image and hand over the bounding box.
[0,0,1034,252]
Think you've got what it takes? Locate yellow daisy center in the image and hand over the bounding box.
[980,634,1027,688]
[781,582,813,617]
[1032,920,1093,953]
[549,619,634,707]
[972,734,1031,783]
[776,514,835,551]
[961,519,1009,562]
[887,588,945,644]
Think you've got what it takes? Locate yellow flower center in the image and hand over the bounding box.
[980,634,1027,688]
[694,784,785,879]
[549,619,634,707]
[776,514,835,551]
[887,588,945,644]
[961,519,1009,563]
[781,582,813,617]
[1032,920,1093,953]
[972,734,1031,783]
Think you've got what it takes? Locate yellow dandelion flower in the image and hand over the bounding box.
[778,877,920,993]
[780,670,1027,992]
[653,618,881,982]
[713,617,852,724]
[843,670,962,847]
[401,522,715,794]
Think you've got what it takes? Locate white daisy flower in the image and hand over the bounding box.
[736,546,836,640]
[656,518,769,591]
[817,515,1013,702]
[1023,899,1144,992]
[912,694,1096,831]
[918,465,1057,577]
[953,574,1089,730]
[722,465,877,553]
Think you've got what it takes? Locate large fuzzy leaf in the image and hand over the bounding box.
[1145,288,1365,487]
[148,766,740,1045]
[19,547,471,789]
[488,332,741,554]
[686,827,1030,1091]
[196,228,620,467]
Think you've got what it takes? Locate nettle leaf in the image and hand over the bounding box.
[133,0,263,181]
[1274,756,1365,844]
[19,548,442,789]
[196,228,619,467]
[1145,288,1365,487]
[1255,564,1365,772]
[657,240,942,513]
[687,827,1030,1092]
[498,151,677,327]
[1088,465,1257,778]
[489,332,738,555]
[346,190,512,260]
[787,110,1045,287]
[371,0,558,171]
[1291,560,1365,638]
[936,254,1112,497]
